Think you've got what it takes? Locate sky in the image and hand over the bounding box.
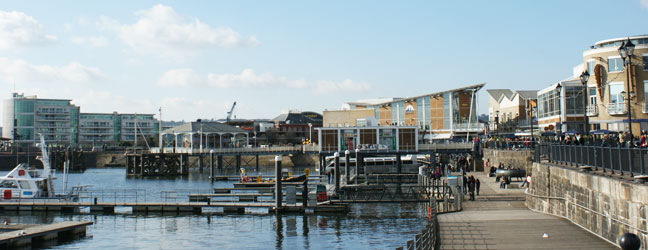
[0,1,646,122]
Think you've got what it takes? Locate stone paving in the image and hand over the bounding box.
[437,171,617,250]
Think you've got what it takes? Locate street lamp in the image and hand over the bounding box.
[619,38,635,139]
[579,70,590,135]
[308,123,312,143]
[495,110,500,136]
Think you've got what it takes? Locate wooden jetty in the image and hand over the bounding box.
[0,221,92,248]
[0,201,347,214]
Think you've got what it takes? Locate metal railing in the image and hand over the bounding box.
[453,123,481,132]
[535,143,648,176]
[483,141,536,150]
[396,197,440,250]
[607,102,627,115]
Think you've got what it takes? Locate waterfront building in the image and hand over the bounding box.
[271,111,322,143]
[317,126,417,152]
[486,89,538,133]
[2,93,80,145]
[156,121,249,153]
[78,112,158,146]
[537,76,586,133]
[580,35,648,134]
[322,83,484,141]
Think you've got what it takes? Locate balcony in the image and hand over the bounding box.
[453,123,481,132]
[607,103,627,115]
[586,105,598,116]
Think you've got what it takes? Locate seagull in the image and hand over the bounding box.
[16,230,25,236]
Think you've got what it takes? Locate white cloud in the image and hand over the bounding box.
[158,68,202,87]
[0,10,57,49]
[159,68,370,94]
[71,36,109,47]
[207,69,280,88]
[642,0,648,8]
[314,79,371,94]
[0,57,103,84]
[102,4,259,60]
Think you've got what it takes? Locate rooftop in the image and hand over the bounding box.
[161,121,248,134]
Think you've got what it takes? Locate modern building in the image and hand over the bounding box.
[2,93,80,145]
[317,126,418,152]
[78,112,158,146]
[486,89,538,133]
[580,35,648,134]
[322,83,484,140]
[537,75,587,133]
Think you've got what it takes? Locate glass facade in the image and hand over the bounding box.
[587,60,595,74]
[537,88,561,118]
[442,93,451,129]
[564,86,584,115]
[391,103,398,125]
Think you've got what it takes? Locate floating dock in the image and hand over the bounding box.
[0,221,92,248]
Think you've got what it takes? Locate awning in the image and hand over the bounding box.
[424,133,452,140]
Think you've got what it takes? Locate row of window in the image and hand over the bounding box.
[588,54,648,75]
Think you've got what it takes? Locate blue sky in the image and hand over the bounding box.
[0,1,646,121]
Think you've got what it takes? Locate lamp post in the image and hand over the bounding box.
[580,70,590,135]
[495,110,500,136]
[619,38,636,139]
[308,123,312,143]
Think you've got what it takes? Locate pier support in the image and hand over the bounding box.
[255,155,259,172]
[236,155,241,170]
[217,156,223,170]
[344,150,350,184]
[275,156,283,212]
[334,152,340,194]
[210,150,214,182]
[198,155,203,174]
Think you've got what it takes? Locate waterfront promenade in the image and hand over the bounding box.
[438,171,617,250]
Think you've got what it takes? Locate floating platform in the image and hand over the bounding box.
[0,221,92,248]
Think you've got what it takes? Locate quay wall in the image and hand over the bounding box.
[526,162,648,248]
[482,149,533,174]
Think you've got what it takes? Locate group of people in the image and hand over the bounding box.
[462,175,480,201]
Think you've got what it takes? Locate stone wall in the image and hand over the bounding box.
[526,162,648,248]
[482,149,534,174]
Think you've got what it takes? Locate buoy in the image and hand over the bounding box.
[542,233,549,238]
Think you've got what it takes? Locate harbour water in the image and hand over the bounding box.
[1,168,428,250]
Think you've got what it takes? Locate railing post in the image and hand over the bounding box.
[609,147,614,174]
[407,240,414,250]
[619,148,624,176]
[640,147,645,176]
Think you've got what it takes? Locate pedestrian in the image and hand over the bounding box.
[468,176,476,201]
[475,178,480,196]
[463,175,468,194]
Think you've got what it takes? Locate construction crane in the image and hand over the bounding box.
[226,102,237,122]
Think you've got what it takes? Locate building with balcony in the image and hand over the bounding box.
[581,35,648,134]
[322,83,484,141]
[486,89,537,133]
[79,112,159,146]
[2,93,80,145]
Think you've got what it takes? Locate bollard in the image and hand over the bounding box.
[619,233,641,250]
[355,148,360,184]
[94,197,97,205]
[275,155,283,212]
[209,150,214,182]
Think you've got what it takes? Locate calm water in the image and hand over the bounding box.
[1,168,427,250]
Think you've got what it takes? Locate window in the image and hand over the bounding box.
[645,81,648,104]
[589,87,597,106]
[643,54,648,71]
[609,82,624,104]
[608,57,623,73]
[587,60,595,75]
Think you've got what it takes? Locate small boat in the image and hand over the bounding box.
[0,134,85,201]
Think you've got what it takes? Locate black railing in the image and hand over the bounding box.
[483,141,536,150]
[396,199,439,250]
[536,143,648,176]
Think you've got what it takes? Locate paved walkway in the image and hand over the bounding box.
[438,171,617,250]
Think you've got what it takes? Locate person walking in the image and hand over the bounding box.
[475,178,481,196]
[468,176,476,201]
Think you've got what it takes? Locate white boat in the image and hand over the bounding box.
[0,134,84,201]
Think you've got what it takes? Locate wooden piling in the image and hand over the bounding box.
[275,155,283,212]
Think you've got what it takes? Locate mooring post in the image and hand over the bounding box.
[355,149,360,184]
[275,155,283,212]
[180,154,184,175]
[199,155,203,174]
[210,150,214,182]
[344,150,350,184]
[334,152,340,194]
[302,179,308,208]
